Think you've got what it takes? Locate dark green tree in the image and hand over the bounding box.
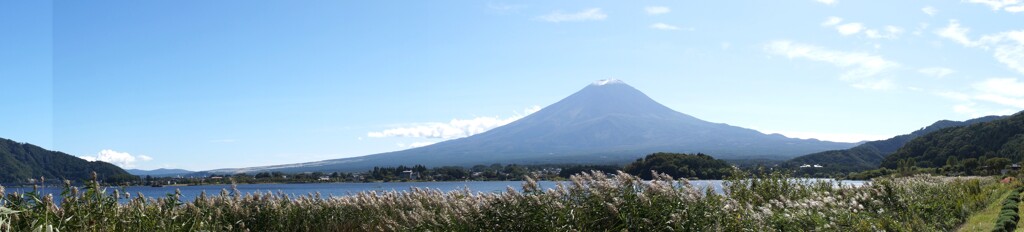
[623,152,732,180]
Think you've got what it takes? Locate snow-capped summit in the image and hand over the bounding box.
[592,79,624,86]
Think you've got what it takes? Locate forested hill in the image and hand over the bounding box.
[0,138,135,183]
[785,115,1004,174]
[623,153,733,180]
[881,111,1024,169]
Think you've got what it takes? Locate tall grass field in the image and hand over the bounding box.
[0,172,1010,231]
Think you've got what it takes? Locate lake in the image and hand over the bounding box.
[5,179,868,203]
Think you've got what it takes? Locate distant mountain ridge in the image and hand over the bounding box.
[0,137,135,183]
[127,168,194,177]
[881,111,1024,169]
[211,80,855,174]
[786,115,1005,173]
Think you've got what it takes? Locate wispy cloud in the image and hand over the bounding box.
[536,8,607,22]
[973,78,1024,107]
[823,17,902,39]
[951,102,1018,117]
[650,23,687,31]
[936,78,1024,116]
[645,6,671,15]
[821,16,843,26]
[936,20,1024,75]
[836,23,864,35]
[965,0,1024,13]
[936,20,975,45]
[368,106,541,139]
[864,26,904,39]
[922,6,939,16]
[918,67,955,78]
[765,40,900,90]
[815,0,838,6]
[79,149,153,168]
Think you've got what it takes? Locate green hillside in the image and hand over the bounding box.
[785,115,1004,176]
[881,111,1024,171]
[0,138,135,183]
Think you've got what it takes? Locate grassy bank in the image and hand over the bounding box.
[959,189,1014,231]
[0,172,1005,231]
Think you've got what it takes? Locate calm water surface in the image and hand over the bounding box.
[6,179,867,203]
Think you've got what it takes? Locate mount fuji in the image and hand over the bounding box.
[212,80,855,173]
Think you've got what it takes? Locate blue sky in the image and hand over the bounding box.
[1,0,1023,170]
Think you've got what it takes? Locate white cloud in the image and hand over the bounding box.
[815,0,838,5]
[821,16,843,26]
[974,78,1024,98]
[965,0,1024,13]
[864,30,884,39]
[764,40,900,90]
[984,32,1024,75]
[822,17,902,39]
[922,6,938,16]
[951,102,1017,117]
[863,26,904,39]
[368,106,541,139]
[645,6,671,15]
[918,67,955,78]
[975,94,1024,108]
[836,23,865,35]
[936,20,975,46]
[935,78,1024,116]
[79,149,152,168]
[536,8,607,22]
[935,91,994,117]
[826,19,902,39]
[936,20,1024,75]
[650,23,682,30]
[886,26,905,36]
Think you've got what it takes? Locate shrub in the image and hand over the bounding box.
[992,183,1023,232]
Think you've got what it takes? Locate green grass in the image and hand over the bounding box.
[1017,198,1024,232]
[959,189,1012,232]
